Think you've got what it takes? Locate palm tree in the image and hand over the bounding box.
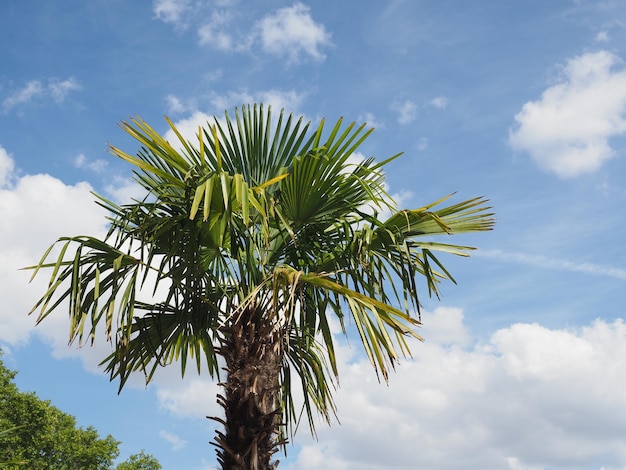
[28,104,494,470]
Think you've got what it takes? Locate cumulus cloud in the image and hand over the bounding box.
[0,148,176,376]
[256,2,332,62]
[157,377,220,419]
[392,99,417,124]
[104,176,149,205]
[140,305,626,469]
[2,77,81,113]
[158,2,331,62]
[163,110,214,147]
[509,50,626,178]
[0,150,109,348]
[3,143,626,469]
[279,309,626,470]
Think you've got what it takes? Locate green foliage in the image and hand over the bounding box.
[0,352,160,469]
[27,104,494,460]
[116,450,162,470]
[0,427,27,467]
[0,352,119,469]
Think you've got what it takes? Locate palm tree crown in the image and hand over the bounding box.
[29,104,494,469]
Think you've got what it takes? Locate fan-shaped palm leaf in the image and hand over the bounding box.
[27,104,494,469]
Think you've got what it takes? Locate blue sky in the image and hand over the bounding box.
[1,1,626,468]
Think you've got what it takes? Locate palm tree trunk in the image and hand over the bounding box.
[212,307,284,470]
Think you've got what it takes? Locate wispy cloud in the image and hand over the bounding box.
[197,10,241,51]
[416,136,428,151]
[2,77,81,113]
[594,31,609,43]
[430,96,448,109]
[74,153,108,173]
[48,78,81,103]
[478,249,626,280]
[158,430,188,451]
[392,99,417,124]
[2,81,44,111]
[153,0,191,28]
[357,112,384,129]
[509,50,626,178]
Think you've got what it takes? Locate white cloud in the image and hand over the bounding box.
[595,31,609,43]
[504,457,544,470]
[163,110,214,147]
[153,0,190,27]
[0,150,177,377]
[158,430,188,451]
[430,96,448,109]
[3,142,626,469]
[165,94,189,114]
[157,2,331,62]
[203,69,223,83]
[197,10,240,51]
[210,89,306,117]
[256,2,331,62]
[2,77,81,112]
[392,99,417,124]
[74,153,108,173]
[2,81,44,111]
[162,92,307,148]
[478,249,626,280]
[509,50,626,178]
[48,77,81,103]
[145,306,626,469]
[255,89,307,115]
[357,112,384,129]
[104,176,149,205]
[280,310,626,470]
[420,307,470,346]
[0,152,109,349]
[157,377,221,419]
[0,146,15,187]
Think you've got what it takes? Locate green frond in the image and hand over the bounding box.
[26,104,494,444]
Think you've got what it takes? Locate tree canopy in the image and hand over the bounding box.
[0,351,160,469]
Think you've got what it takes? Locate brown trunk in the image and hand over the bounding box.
[212,306,284,470]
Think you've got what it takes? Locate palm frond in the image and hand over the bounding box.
[26,104,494,446]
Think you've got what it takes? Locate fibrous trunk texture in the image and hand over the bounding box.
[212,307,284,470]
